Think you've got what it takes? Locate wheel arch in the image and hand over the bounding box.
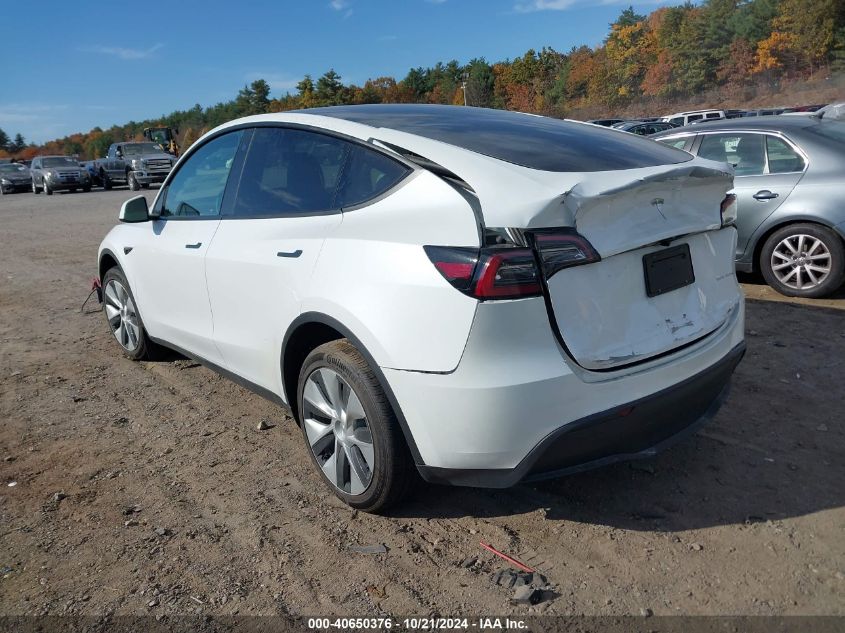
[751,216,845,273]
[98,248,121,281]
[281,312,424,466]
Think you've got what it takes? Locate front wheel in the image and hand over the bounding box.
[44,181,53,195]
[32,180,39,194]
[760,223,845,298]
[101,267,157,360]
[127,171,140,191]
[101,172,112,190]
[297,340,414,513]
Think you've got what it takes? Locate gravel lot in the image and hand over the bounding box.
[1,187,844,620]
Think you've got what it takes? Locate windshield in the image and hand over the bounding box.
[0,164,27,173]
[42,157,78,168]
[312,105,692,172]
[123,143,162,156]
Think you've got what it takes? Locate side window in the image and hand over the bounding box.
[670,117,683,126]
[334,144,409,208]
[766,136,805,174]
[658,137,690,150]
[233,127,349,217]
[698,133,765,176]
[688,114,704,123]
[161,130,242,218]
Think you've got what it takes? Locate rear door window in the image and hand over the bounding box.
[698,133,765,176]
[233,127,349,217]
[232,127,410,216]
[766,136,805,173]
[335,144,409,208]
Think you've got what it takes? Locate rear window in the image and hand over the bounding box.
[804,120,845,144]
[310,105,692,172]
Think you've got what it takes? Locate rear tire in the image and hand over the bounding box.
[32,181,39,194]
[760,223,845,298]
[297,340,414,513]
[101,267,158,361]
[102,172,112,190]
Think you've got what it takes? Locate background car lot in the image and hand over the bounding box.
[1,190,843,617]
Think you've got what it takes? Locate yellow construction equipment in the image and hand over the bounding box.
[143,127,180,157]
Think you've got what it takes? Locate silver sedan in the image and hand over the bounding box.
[653,116,845,298]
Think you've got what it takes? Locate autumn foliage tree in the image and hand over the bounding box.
[28,0,845,158]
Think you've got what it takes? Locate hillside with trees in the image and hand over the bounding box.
[4,0,843,161]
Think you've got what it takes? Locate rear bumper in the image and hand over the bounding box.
[417,341,744,487]
[383,289,745,484]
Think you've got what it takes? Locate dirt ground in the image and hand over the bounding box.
[1,188,843,621]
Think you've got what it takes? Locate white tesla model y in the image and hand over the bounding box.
[98,105,745,511]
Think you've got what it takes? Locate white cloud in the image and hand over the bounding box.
[515,0,665,10]
[329,0,353,17]
[514,0,576,11]
[81,43,164,60]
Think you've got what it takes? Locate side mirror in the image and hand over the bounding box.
[119,195,150,223]
[116,150,123,158]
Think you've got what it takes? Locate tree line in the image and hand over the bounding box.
[6,0,844,161]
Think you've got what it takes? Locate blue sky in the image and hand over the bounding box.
[1,0,676,144]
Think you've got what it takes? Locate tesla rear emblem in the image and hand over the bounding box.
[652,197,666,220]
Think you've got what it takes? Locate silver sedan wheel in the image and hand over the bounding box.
[302,367,374,495]
[104,280,141,351]
[771,234,832,291]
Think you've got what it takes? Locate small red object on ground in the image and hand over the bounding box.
[479,541,535,573]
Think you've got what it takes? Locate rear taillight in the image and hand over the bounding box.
[531,229,601,277]
[425,228,599,300]
[720,193,737,227]
[473,249,541,299]
[424,245,541,300]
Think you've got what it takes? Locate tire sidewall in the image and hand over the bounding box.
[760,224,845,298]
[296,344,393,509]
[102,267,150,360]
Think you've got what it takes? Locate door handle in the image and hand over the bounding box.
[185,242,202,249]
[753,190,779,201]
[277,249,303,258]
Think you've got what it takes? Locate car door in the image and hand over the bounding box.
[129,129,245,365]
[696,132,804,259]
[205,126,410,398]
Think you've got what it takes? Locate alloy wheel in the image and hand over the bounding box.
[104,279,141,352]
[770,234,832,291]
[301,367,375,495]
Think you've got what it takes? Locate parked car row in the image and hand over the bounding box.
[1,141,175,197]
[589,104,831,132]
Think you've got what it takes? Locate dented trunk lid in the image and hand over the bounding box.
[539,165,739,370]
